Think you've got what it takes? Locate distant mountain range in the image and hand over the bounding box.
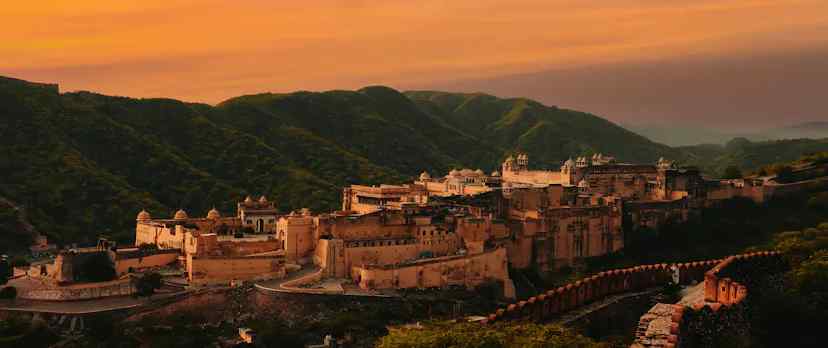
[1,75,827,250]
[626,122,828,147]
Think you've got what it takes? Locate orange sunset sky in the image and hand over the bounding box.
[2,0,827,127]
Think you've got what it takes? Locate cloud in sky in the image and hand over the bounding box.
[2,0,826,126]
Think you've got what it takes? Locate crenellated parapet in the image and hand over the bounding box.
[632,251,785,348]
[480,258,721,325]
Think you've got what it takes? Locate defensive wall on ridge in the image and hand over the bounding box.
[479,251,785,348]
[633,251,784,348]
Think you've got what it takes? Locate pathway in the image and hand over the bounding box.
[552,287,661,326]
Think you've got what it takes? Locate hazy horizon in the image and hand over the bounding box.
[3,1,826,130]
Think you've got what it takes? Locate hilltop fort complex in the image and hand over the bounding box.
[11,154,827,301]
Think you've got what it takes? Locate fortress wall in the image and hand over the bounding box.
[115,252,179,275]
[632,251,784,348]
[765,176,828,198]
[328,215,412,240]
[345,243,421,273]
[217,239,281,256]
[502,170,562,185]
[353,248,509,293]
[482,258,724,325]
[456,218,491,243]
[187,255,285,286]
[17,278,136,301]
[506,235,533,269]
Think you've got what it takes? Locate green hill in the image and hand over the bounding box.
[679,137,828,177]
[2,75,824,250]
[404,91,682,167]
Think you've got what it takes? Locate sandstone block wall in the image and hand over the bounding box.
[352,248,509,293]
[187,255,286,286]
[17,279,135,301]
[115,251,179,275]
[632,251,784,348]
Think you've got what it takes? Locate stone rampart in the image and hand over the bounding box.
[17,278,136,301]
[481,259,720,325]
[115,251,179,276]
[632,251,784,348]
[187,255,286,286]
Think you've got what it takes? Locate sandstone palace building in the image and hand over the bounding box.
[19,152,816,301]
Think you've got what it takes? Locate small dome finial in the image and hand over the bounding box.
[207,207,220,220]
[174,209,188,220]
[137,209,151,221]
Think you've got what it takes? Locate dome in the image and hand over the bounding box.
[505,156,514,162]
[244,196,253,204]
[136,209,151,221]
[474,169,484,175]
[449,169,460,177]
[206,208,220,220]
[491,170,501,177]
[460,168,473,176]
[564,158,574,167]
[174,209,188,220]
[259,195,268,204]
[419,171,431,180]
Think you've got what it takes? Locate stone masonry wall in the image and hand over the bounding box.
[17,278,135,301]
[632,251,784,348]
[482,259,719,324]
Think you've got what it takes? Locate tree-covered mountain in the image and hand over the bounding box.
[404,91,681,167]
[679,137,828,177]
[0,75,824,250]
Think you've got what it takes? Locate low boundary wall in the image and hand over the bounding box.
[17,278,136,301]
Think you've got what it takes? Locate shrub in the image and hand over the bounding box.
[134,272,163,297]
[722,165,743,179]
[9,256,29,268]
[377,321,607,348]
[0,258,10,285]
[0,286,17,299]
[137,243,158,252]
[78,253,116,282]
[807,192,828,211]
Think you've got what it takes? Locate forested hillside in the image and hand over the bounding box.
[1,75,825,250]
[679,137,828,177]
[405,91,681,166]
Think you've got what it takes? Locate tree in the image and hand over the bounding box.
[807,192,828,212]
[722,165,742,179]
[78,253,116,282]
[0,257,10,285]
[134,272,163,296]
[776,165,794,183]
[377,321,607,348]
[137,243,158,252]
[0,286,16,299]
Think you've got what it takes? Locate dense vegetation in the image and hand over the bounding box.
[0,76,681,249]
[743,222,828,348]
[1,74,827,252]
[377,321,606,348]
[679,138,828,177]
